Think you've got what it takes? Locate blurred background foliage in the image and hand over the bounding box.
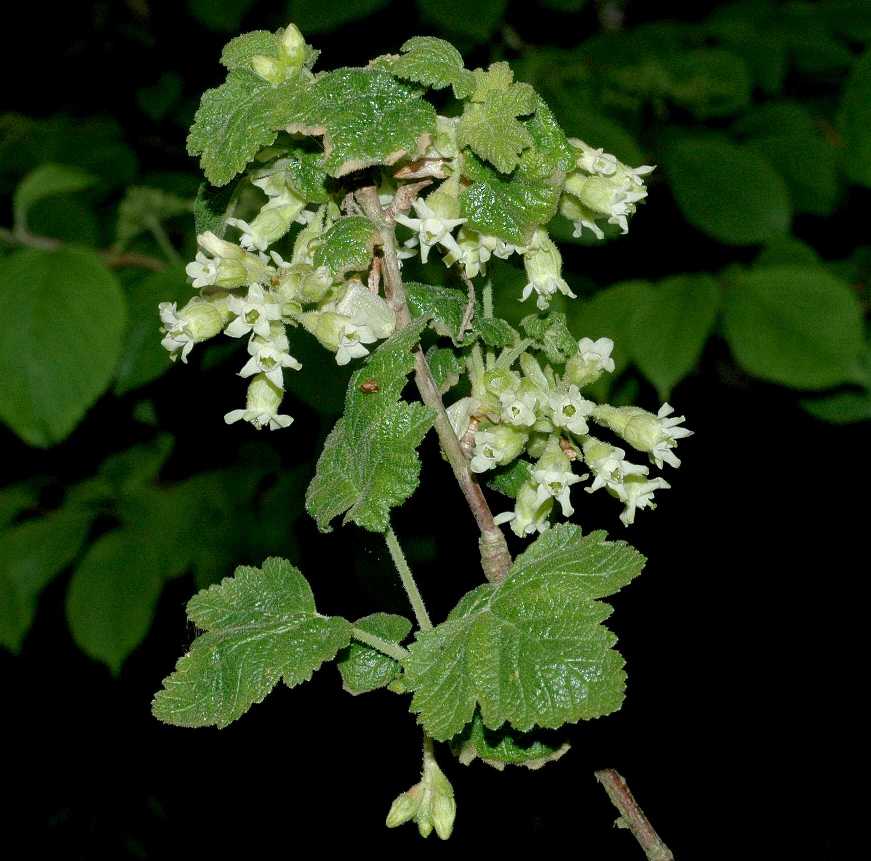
[1,0,869,674]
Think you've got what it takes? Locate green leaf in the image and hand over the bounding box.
[116,186,191,246]
[801,389,871,424]
[416,0,507,42]
[187,69,304,187]
[137,72,183,121]
[405,281,516,348]
[521,312,577,364]
[152,557,351,728]
[272,148,331,203]
[404,524,645,740]
[98,434,174,494]
[0,249,126,447]
[337,613,412,694]
[566,280,650,377]
[220,31,281,70]
[839,48,871,188]
[486,459,533,498]
[187,0,256,32]
[0,481,42,530]
[755,237,822,268]
[0,508,91,652]
[663,136,791,244]
[459,100,572,245]
[426,346,464,394]
[13,163,97,231]
[458,64,537,173]
[288,0,390,33]
[283,68,436,177]
[723,265,864,389]
[734,103,839,216]
[193,180,242,237]
[453,712,570,771]
[376,36,474,98]
[306,321,436,533]
[312,216,377,276]
[66,528,166,673]
[114,266,192,396]
[666,49,752,119]
[630,275,721,399]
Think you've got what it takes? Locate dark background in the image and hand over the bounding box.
[1,1,863,856]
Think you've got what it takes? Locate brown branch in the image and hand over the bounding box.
[355,186,512,584]
[594,769,674,861]
[0,226,168,272]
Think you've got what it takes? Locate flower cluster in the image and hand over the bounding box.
[161,173,397,430]
[448,336,691,531]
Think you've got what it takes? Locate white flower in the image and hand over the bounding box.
[499,388,537,427]
[470,431,500,473]
[532,466,584,517]
[578,337,615,374]
[494,480,552,537]
[647,403,693,469]
[224,374,293,431]
[158,302,195,363]
[618,475,670,526]
[335,322,377,366]
[582,437,648,496]
[225,284,282,339]
[185,252,219,289]
[548,385,595,436]
[521,229,576,310]
[394,198,466,264]
[469,426,528,474]
[480,233,521,260]
[239,336,301,388]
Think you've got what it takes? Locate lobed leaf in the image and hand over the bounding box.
[152,557,351,728]
[375,36,474,98]
[305,321,436,533]
[336,613,412,694]
[403,524,645,740]
[453,712,570,771]
[312,215,377,276]
[283,68,437,177]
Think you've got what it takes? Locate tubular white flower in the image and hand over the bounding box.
[494,480,553,537]
[158,295,230,363]
[592,402,692,468]
[225,284,283,339]
[185,252,219,289]
[224,374,293,431]
[520,229,576,310]
[618,475,671,526]
[564,336,616,388]
[470,425,528,473]
[548,384,595,436]
[394,198,466,264]
[187,231,274,288]
[582,436,649,496]
[333,281,396,340]
[499,387,537,427]
[239,328,301,388]
[335,322,377,366]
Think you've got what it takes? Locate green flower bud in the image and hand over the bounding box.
[274,263,333,306]
[519,352,550,391]
[251,54,284,84]
[386,787,422,829]
[483,367,520,396]
[280,23,306,66]
[386,753,455,841]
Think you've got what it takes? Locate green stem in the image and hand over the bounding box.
[355,186,512,585]
[386,526,432,631]
[147,217,182,266]
[351,626,410,662]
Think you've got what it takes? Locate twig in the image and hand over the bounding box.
[0,225,168,272]
[594,769,674,861]
[355,186,512,584]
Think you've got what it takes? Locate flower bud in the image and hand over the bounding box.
[385,787,422,829]
[251,54,284,84]
[280,23,306,66]
[592,403,692,468]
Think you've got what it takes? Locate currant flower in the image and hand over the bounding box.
[592,402,692,468]
[185,232,274,289]
[394,197,466,264]
[386,749,456,840]
[300,310,377,365]
[239,332,302,388]
[532,438,586,517]
[158,294,231,363]
[224,373,293,431]
[225,284,283,339]
[581,436,649,496]
[499,387,537,427]
[520,229,576,310]
[617,475,671,527]
[564,336,616,388]
[332,281,396,340]
[469,426,528,473]
[494,479,553,537]
[548,384,595,436]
